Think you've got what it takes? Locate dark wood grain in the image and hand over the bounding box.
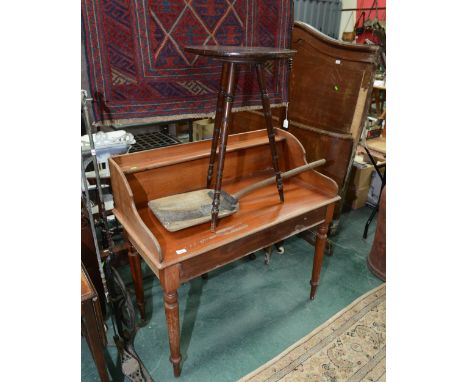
[255,62,284,202]
[186,45,296,230]
[210,61,237,231]
[229,22,379,228]
[185,45,296,63]
[207,62,229,188]
[81,266,109,382]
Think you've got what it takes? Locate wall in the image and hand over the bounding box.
[338,0,386,41]
[294,0,342,39]
[338,0,357,39]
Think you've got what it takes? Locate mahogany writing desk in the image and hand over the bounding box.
[109,129,340,377]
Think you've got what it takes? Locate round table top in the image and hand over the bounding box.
[185,45,296,62]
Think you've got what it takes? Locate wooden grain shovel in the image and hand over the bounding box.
[148,159,326,232]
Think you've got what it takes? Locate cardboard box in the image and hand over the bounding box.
[193,119,214,141]
[346,162,376,209]
[350,163,374,189]
[351,186,371,209]
[346,184,371,210]
[345,161,385,210]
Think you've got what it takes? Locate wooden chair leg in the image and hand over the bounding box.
[255,62,284,202]
[128,246,146,321]
[207,62,229,188]
[211,62,238,231]
[188,120,193,142]
[310,222,329,300]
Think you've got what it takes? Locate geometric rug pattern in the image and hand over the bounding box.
[82,0,293,126]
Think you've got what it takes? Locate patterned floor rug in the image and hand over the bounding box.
[239,284,386,382]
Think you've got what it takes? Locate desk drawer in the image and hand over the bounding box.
[179,206,327,282]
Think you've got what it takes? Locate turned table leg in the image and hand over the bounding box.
[255,62,284,202]
[207,62,229,188]
[127,244,146,321]
[310,222,329,300]
[164,290,182,377]
[161,266,182,377]
[211,61,238,231]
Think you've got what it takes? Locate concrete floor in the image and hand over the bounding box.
[82,206,382,381]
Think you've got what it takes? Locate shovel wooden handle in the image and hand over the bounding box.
[232,159,326,201]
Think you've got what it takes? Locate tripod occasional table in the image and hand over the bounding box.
[185,45,296,231]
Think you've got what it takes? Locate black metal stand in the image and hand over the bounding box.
[81,90,153,382]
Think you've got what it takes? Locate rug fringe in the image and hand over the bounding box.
[97,103,288,128]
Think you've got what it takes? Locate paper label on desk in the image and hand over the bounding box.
[176,248,187,255]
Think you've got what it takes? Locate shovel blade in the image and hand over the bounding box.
[148,189,238,232]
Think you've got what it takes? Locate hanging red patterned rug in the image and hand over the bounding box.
[82,0,293,127]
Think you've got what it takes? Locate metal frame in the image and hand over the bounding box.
[294,0,342,39]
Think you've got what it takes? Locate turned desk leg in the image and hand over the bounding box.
[310,222,329,300]
[164,290,182,377]
[127,244,146,321]
[207,62,229,188]
[255,63,284,202]
[161,266,182,377]
[211,62,238,231]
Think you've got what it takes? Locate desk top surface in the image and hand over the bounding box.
[111,129,339,270]
[185,45,296,61]
[138,171,338,267]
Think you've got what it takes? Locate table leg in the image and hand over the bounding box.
[255,63,284,202]
[310,222,329,300]
[128,245,146,321]
[188,120,193,142]
[164,290,182,377]
[82,299,110,382]
[211,62,238,231]
[161,266,182,377]
[207,62,229,188]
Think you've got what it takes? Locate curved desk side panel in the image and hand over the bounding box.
[109,157,163,268]
[276,128,338,196]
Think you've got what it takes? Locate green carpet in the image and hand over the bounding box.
[81,206,382,381]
